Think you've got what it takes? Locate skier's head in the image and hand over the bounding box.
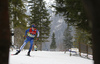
[32,24,36,28]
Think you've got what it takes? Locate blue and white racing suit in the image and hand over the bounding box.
[19,28,39,51]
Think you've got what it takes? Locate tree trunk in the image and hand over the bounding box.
[79,42,81,56]
[0,0,10,64]
[86,45,88,58]
[81,0,100,64]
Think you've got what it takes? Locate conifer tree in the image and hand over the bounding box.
[54,0,89,32]
[53,0,92,45]
[9,0,28,28]
[9,0,29,47]
[28,0,51,50]
[50,32,57,50]
[74,28,92,47]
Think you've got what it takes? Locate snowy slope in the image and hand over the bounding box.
[9,50,93,64]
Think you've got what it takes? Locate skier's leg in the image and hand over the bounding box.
[29,39,34,51]
[27,39,34,56]
[19,40,28,51]
[14,39,29,55]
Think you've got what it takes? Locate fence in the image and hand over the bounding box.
[79,42,93,59]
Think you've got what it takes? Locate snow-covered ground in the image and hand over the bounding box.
[9,50,93,64]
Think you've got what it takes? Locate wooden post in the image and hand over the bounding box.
[0,0,10,64]
[79,42,81,56]
[86,44,88,58]
[69,49,71,56]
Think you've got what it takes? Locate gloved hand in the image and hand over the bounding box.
[23,35,26,39]
[36,38,38,41]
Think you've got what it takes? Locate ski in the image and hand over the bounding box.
[11,54,16,56]
[11,54,18,56]
[11,54,14,55]
[26,55,31,57]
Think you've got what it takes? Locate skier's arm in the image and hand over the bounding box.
[25,29,30,36]
[36,30,39,38]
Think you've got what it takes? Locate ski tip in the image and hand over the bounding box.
[11,54,14,55]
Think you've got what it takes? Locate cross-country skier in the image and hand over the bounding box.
[14,24,39,56]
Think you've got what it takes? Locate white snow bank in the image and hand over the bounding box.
[9,50,93,64]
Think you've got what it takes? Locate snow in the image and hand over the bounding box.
[9,50,93,64]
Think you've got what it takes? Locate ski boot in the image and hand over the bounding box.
[27,51,30,56]
[14,50,21,55]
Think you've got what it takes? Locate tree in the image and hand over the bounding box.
[9,0,29,47]
[53,0,92,45]
[81,0,100,64]
[54,0,90,31]
[54,0,100,64]
[0,0,10,64]
[9,0,28,28]
[50,32,57,50]
[14,27,26,48]
[28,0,51,50]
[74,27,92,46]
[63,26,73,50]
